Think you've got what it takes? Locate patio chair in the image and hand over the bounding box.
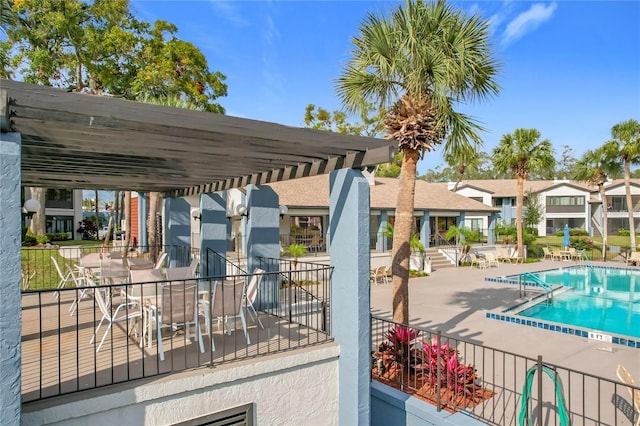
[211,279,248,347]
[154,252,168,271]
[52,256,73,298]
[156,281,204,361]
[469,253,487,269]
[627,251,640,267]
[484,253,500,268]
[542,247,553,260]
[68,265,94,316]
[370,265,388,285]
[616,364,640,426]
[495,246,512,263]
[244,269,265,329]
[89,274,142,353]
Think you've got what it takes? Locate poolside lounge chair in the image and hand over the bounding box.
[484,253,500,268]
[616,364,640,426]
[370,265,388,285]
[542,247,553,260]
[627,251,640,267]
[495,246,512,263]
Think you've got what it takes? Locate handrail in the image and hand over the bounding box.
[520,272,554,301]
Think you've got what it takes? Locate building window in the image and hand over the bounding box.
[46,215,74,237]
[464,218,482,231]
[546,196,585,206]
[45,189,74,209]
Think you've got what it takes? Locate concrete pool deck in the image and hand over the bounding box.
[370,258,640,385]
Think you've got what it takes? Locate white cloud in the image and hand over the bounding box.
[208,0,249,27]
[503,2,557,45]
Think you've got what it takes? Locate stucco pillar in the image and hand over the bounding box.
[328,168,370,425]
[137,192,148,252]
[376,210,388,251]
[488,213,497,244]
[421,211,430,249]
[164,197,191,267]
[0,133,22,425]
[246,185,280,309]
[200,192,227,277]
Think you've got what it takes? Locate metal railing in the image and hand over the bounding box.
[21,261,332,402]
[371,315,639,425]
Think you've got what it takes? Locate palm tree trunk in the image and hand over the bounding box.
[516,175,525,258]
[391,149,418,325]
[599,184,608,259]
[28,187,46,235]
[451,163,465,191]
[625,160,636,250]
[113,190,120,229]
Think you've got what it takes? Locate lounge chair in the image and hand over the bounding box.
[484,253,500,268]
[627,251,640,267]
[616,364,640,426]
[370,265,388,285]
[495,246,512,263]
[542,247,553,260]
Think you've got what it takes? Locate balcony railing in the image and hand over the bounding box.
[21,256,332,402]
[371,316,639,425]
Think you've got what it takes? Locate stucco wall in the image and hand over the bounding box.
[22,344,339,426]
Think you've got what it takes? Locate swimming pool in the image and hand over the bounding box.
[487,265,640,343]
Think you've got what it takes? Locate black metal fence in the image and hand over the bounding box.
[371,315,640,426]
[21,259,333,402]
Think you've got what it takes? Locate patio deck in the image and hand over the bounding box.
[21,288,331,403]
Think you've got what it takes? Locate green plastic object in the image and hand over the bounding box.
[518,364,571,426]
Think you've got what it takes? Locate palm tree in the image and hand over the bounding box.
[336,0,500,324]
[493,128,555,258]
[605,119,640,250]
[572,147,621,259]
[444,142,479,192]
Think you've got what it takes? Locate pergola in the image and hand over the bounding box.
[0,79,395,195]
[0,79,392,424]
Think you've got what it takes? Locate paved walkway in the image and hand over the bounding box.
[370,259,639,385]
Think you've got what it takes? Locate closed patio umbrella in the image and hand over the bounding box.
[563,224,570,250]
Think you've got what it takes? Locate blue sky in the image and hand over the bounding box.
[130,0,640,176]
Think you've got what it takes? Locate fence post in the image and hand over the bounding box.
[436,330,442,412]
[537,355,543,426]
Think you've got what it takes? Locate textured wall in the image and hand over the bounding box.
[22,344,339,426]
[0,133,22,425]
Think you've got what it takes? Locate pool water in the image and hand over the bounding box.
[511,266,640,338]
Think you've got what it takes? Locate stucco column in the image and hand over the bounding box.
[200,192,227,277]
[328,168,371,425]
[376,210,388,251]
[0,133,22,425]
[421,211,430,249]
[487,213,497,244]
[137,192,148,253]
[164,197,191,267]
[245,185,280,309]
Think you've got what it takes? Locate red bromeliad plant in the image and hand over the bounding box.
[418,336,481,396]
[380,325,421,366]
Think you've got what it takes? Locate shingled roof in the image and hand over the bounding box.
[267,174,498,213]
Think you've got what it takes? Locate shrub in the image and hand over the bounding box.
[618,229,630,236]
[571,237,593,251]
[22,233,37,246]
[35,234,50,244]
[46,232,70,242]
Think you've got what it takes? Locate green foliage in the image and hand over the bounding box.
[523,191,543,229]
[2,0,227,112]
[618,229,631,236]
[571,237,593,250]
[282,243,308,259]
[304,103,384,137]
[46,233,71,242]
[35,234,50,244]
[444,226,479,246]
[555,228,588,237]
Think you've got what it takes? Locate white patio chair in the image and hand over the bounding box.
[51,256,73,299]
[154,252,168,271]
[68,265,94,316]
[89,274,142,353]
[469,253,487,269]
[211,280,248,347]
[244,269,265,329]
[156,281,204,361]
[484,253,500,268]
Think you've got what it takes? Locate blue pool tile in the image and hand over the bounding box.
[562,327,568,333]
[628,340,636,348]
[613,337,620,344]
[620,339,628,346]
[550,325,556,331]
